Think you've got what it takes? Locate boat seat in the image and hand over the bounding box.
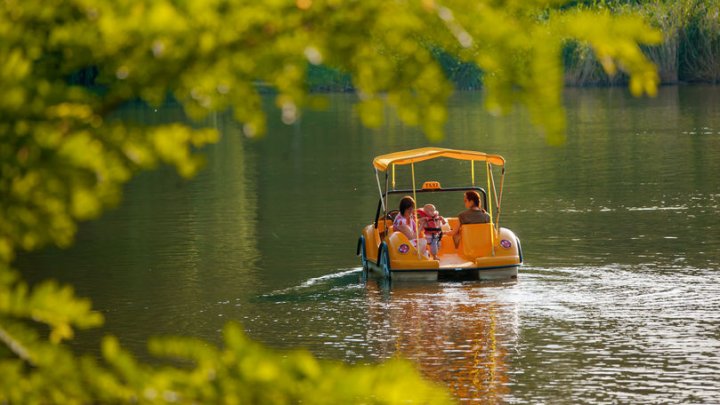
[437,234,455,255]
[458,223,494,258]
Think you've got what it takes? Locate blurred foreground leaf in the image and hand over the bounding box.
[0,0,661,403]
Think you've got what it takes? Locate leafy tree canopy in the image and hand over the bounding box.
[1,0,659,402]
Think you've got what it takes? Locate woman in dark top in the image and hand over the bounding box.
[458,190,490,224]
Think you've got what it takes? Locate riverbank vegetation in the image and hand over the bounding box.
[564,0,720,86]
[305,0,720,90]
[1,0,661,402]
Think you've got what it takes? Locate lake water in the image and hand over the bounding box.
[17,86,720,403]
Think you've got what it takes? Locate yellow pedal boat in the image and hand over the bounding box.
[357,147,523,281]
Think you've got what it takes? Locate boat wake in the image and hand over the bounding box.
[296,268,361,288]
[260,267,362,299]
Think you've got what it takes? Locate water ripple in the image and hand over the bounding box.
[246,264,720,403]
[505,265,720,403]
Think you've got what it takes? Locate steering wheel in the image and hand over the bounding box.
[385,209,400,220]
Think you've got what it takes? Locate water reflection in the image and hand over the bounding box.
[365,280,519,402]
[17,103,263,351]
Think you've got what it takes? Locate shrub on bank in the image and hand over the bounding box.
[679,0,720,83]
[563,0,720,86]
[309,1,720,89]
[0,0,661,402]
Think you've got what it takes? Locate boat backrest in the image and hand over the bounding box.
[388,231,421,257]
[459,223,494,258]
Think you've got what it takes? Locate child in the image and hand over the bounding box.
[419,204,447,260]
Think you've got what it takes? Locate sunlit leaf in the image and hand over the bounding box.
[0,0,668,402]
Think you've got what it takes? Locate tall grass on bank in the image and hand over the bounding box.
[307,65,354,92]
[563,40,629,86]
[431,49,484,90]
[638,0,681,83]
[68,2,720,91]
[306,1,720,90]
[305,51,483,92]
[680,0,720,83]
[564,0,720,86]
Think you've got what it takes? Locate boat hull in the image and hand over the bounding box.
[366,259,518,282]
[358,217,522,283]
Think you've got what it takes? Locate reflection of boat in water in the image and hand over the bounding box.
[364,279,519,401]
[357,148,523,281]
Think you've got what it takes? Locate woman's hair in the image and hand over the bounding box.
[465,191,481,207]
[398,196,415,215]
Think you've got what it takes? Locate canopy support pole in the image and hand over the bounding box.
[374,168,385,213]
[471,160,475,186]
[489,165,500,209]
[495,167,505,232]
[485,162,493,220]
[411,162,421,260]
[383,171,390,240]
[392,164,396,190]
[486,162,495,256]
[489,164,500,229]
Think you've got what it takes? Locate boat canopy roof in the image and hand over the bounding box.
[372,147,505,171]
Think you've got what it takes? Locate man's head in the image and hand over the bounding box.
[464,191,481,208]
